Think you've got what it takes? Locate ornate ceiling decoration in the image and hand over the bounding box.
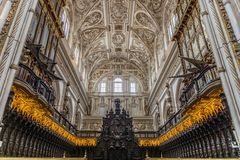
[88,57,149,92]
[111,1,128,23]
[112,32,126,47]
[81,11,103,29]
[72,0,171,92]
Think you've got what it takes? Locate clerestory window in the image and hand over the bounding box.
[74,46,79,64]
[100,82,106,92]
[130,82,136,93]
[114,78,122,93]
[61,10,70,39]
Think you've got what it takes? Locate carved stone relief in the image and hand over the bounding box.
[81,11,103,29]
[112,32,125,46]
[81,28,105,48]
[82,117,153,132]
[75,0,99,14]
[111,1,128,23]
[133,118,154,131]
[136,12,155,29]
[81,119,102,131]
[133,29,155,53]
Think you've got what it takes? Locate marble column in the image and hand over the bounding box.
[222,0,240,41]
[108,98,111,110]
[123,76,129,93]
[198,0,240,144]
[125,98,128,111]
[154,35,160,71]
[0,0,13,32]
[0,0,38,122]
[107,76,112,92]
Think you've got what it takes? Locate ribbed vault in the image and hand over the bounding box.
[72,0,176,92]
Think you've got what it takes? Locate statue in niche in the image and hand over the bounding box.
[62,83,70,120]
[144,99,149,116]
[62,104,69,120]
[155,112,161,128]
[131,98,137,108]
[165,84,174,118]
[166,106,174,121]
[88,100,92,115]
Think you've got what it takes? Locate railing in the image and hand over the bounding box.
[134,131,158,139]
[180,66,219,106]
[77,130,102,138]
[158,109,182,136]
[15,63,55,106]
[15,64,97,138]
[75,130,158,139]
[15,64,80,137]
[53,108,78,135]
[156,66,220,138]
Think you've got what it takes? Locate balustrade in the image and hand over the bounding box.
[180,66,220,106]
[137,65,239,158]
[15,63,55,106]
[153,94,240,158]
[15,63,78,135]
[53,109,77,135]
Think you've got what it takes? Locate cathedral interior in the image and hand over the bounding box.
[0,0,240,159]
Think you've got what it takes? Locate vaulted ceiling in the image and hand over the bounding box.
[71,0,175,92]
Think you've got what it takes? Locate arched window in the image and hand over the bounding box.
[114,78,122,93]
[61,10,70,39]
[130,82,136,93]
[100,82,106,92]
[167,13,178,40]
[74,46,79,64]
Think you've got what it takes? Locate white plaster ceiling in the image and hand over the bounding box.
[72,0,172,92]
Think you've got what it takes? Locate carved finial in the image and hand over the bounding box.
[114,99,121,114]
[110,108,114,115]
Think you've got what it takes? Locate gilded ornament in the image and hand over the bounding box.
[139,89,224,147]
[11,86,96,147]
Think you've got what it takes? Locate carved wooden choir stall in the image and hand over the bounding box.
[87,99,145,160]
